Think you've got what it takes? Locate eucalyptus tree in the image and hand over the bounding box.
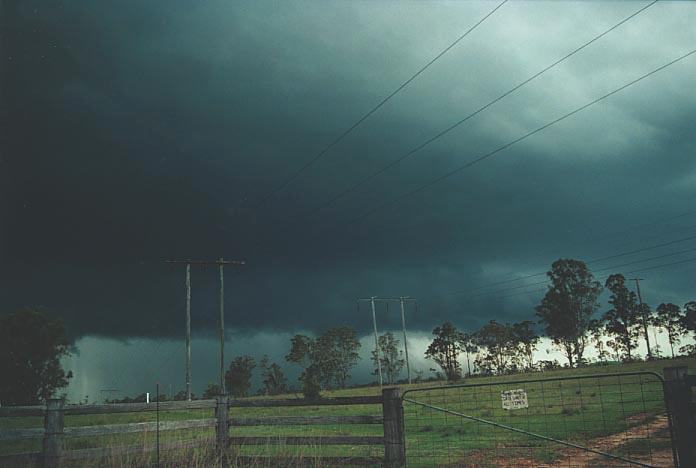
[535,259,602,367]
[655,303,685,358]
[603,274,641,361]
[425,322,465,381]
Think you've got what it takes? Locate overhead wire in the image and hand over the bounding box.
[435,232,696,299]
[432,255,696,315]
[250,0,509,209]
[438,244,696,302]
[301,0,659,219]
[343,47,696,226]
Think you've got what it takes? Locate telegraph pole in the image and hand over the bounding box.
[185,263,191,400]
[399,297,412,384]
[219,258,225,394]
[359,296,417,386]
[166,258,245,400]
[630,277,652,360]
[370,297,383,388]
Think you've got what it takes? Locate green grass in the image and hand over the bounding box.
[1,356,692,466]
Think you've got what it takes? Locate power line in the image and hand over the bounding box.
[433,255,696,314]
[439,244,696,302]
[302,0,658,219]
[251,0,508,209]
[345,47,696,225]
[434,233,696,299]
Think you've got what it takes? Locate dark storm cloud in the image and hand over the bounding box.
[2,0,696,340]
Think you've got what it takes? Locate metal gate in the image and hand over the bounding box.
[402,372,675,467]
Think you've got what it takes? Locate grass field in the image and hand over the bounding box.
[1,357,693,467]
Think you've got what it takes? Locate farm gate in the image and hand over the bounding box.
[402,369,693,467]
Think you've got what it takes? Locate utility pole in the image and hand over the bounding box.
[370,297,383,389]
[359,296,417,386]
[399,297,412,384]
[166,258,245,400]
[631,277,652,360]
[218,258,225,394]
[186,263,191,400]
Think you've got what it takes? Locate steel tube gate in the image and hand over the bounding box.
[402,371,676,467]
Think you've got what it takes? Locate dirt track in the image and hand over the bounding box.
[458,414,674,468]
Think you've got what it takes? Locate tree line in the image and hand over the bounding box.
[2,257,694,405]
[424,259,696,381]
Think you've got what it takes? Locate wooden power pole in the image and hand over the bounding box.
[166,258,245,400]
[359,296,417,386]
[630,277,652,360]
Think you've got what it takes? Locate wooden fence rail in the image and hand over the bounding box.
[0,388,405,467]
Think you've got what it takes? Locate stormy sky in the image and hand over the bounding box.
[2,0,696,399]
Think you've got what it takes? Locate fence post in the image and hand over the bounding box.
[382,387,405,467]
[663,366,696,468]
[215,395,229,457]
[43,398,64,468]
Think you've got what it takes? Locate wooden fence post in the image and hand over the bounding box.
[382,388,405,467]
[663,366,696,468]
[43,398,64,468]
[215,395,229,457]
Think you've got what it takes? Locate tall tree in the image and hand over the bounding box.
[425,322,465,381]
[224,355,256,397]
[654,303,684,358]
[259,355,288,396]
[461,333,479,376]
[285,334,314,368]
[636,302,654,360]
[315,327,361,389]
[588,318,609,363]
[681,301,696,356]
[285,328,361,391]
[0,308,73,405]
[474,320,515,374]
[371,332,405,384]
[602,274,640,361]
[512,320,540,370]
[535,259,602,367]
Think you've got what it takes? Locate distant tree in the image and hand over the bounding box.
[535,259,602,367]
[602,274,640,361]
[225,355,256,397]
[371,332,405,384]
[680,301,696,356]
[259,355,288,396]
[654,303,684,358]
[172,390,191,401]
[588,318,609,363]
[461,333,479,376]
[0,308,74,405]
[286,335,314,368]
[474,320,519,374]
[315,327,361,389]
[512,320,540,370]
[285,328,361,391]
[425,322,465,381]
[299,364,321,399]
[636,303,655,360]
[681,301,696,335]
[202,383,222,399]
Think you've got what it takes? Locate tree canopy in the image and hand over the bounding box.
[425,322,465,381]
[224,355,256,397]
[535,259,602,367]
[0,308,73,405]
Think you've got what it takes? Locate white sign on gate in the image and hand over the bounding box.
[501,388,528,410]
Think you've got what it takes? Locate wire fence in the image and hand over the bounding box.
[402,372,674,467]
